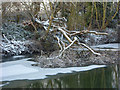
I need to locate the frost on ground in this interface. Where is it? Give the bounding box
[1,40,43,57]
[1,22,43,57]
[35,49,119,68]
[92,43,119,49]
[84,28,119,46]
[1,40,30,56]
[1,19,119,57]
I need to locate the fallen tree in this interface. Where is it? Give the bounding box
[25,16,108,59]
[20,2,108,59]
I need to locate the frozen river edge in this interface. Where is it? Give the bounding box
[0,43,119,82]
[0,57,106,82]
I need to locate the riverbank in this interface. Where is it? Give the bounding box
[35,49,119,68]
[1,64,118,88]
[1,22,119,68]
[34,43,119,68]
[0,57,106,82]
[1,22,42,57]
[1,22,119,57]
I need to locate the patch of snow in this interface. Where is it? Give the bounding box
[85,38,90,43]
[54,17,67,22]
[13,55,25,59]
[0,82,9,87]
[73,43,120,51]
[92,43,119,49]
[35,18,42,24]
[1,40,32,56]
[63,17,67,22]
[0,58,106,82]
[43,26,47,30]
[3,65,38,77]
[43,20,49,26]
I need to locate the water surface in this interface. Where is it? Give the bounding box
[1,54,119,88]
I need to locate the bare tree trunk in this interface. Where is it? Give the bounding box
[94,2,100,29]
[45,2,54,36]
[88,3,94,30]
[103,2,119,29]
[102,2,107,29]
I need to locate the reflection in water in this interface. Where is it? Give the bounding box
[2,65,119,88]
[118,64,120,89]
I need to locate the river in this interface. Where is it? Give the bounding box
[0,55,119,88]
[0,43,120,88]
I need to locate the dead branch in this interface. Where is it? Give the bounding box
[77,42,101,56]
[60,40,66,49]
[62,29,108,36]
[30,21,38,33]
[59,37,77,57]
[54,36,63,52]
[82,30,108,35]
[57,27,73,43]
[30,17,107,58]
[2,34,11,43]
[56,28,102,56]
[52,24,103,56]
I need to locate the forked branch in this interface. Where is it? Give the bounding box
[29,17,108,58]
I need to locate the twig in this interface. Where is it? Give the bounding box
[58,27,73,43]
[54,36,63,52]
[2,34,11,43]
[77,42,101,56]
[85,30,108,35]
[66,30,108,36]
[33,17,104,57]
[30,21,38,33]
[52,25,108,36]
[52,25,102,56]
[59,37,77,57]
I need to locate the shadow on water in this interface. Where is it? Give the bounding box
[2,64,119,88]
